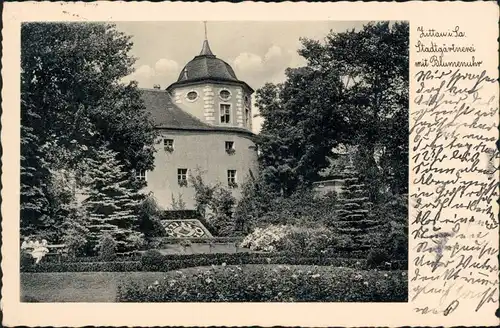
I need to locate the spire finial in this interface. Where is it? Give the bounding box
[199,21,214,56]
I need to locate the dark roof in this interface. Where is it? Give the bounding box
[176,54,238,82]
[166,40,254,93]
[140,88,254,136]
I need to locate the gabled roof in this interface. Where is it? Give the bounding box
[140,88,254,136]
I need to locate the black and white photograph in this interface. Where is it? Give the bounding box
[20,20,409,303]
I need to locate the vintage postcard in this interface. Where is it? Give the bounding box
[2,1,498,327]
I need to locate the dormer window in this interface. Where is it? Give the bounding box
[220,104,231,124]
[219,89,231,101]
[163,138,174,152]
[186,90,198,102]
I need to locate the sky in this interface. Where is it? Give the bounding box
[115,21,371,133]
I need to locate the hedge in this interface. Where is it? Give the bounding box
[146,237,244,248]
[22,261,142,273]
[41,253,143,263]
[21,250,407,273]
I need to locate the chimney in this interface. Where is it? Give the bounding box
[153,84,161,90]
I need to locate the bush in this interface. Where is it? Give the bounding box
[240,225,290,252]
[146,237,243,248]
[21,250,34,269]
[366,248,390,269]
[234,183,339,231]
[21,261,142,273]
[117,265,407,302]
[190,172,237,236]
[139,251,367,272]
[240,225,354,257]
[137,194,167,238]
[160,210,201,221]
[277,226,354,257]
[20,249,407,273]
[98,234,117,261]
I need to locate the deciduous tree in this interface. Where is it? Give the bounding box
[21,22,156,237]
[256,21,409,198]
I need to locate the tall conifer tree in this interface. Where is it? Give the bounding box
[82,145,144,252]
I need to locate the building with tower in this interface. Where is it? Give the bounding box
[138,31,258,210]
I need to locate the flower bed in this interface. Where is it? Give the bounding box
[117,265,408,302]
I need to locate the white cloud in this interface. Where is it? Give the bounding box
[233,52,264,73]
[135,64,154,76]
[155,58,179,75]
[122,58,180,88]
[263,45,282,62]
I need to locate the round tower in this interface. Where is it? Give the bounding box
[166,36,254,132]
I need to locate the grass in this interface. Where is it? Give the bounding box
[21,271,165,302]
[21,265,407,302]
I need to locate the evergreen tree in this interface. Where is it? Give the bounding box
[20,118,52,238]
[82,145,144,253]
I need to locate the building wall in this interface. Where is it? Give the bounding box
[172,83,252,130]
[144,128,259,209]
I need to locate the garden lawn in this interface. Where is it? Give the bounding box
[21,271,167,302]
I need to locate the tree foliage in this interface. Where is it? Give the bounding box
[82,145,144,253]
[21,22,156,238]
[189,172,237,236]
[256,21,409,198]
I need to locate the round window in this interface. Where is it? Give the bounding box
[219,89,231,100]
[186,91,198,101]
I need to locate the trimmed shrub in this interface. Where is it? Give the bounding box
[21,250,34,269]
[137,194,167,238]
[366,248,391,269]
[21,261,142,273]
[140,252,367,272]
[161,210,200,221]
[147,237,243,248]
[98,234,117,261]
[20,250,407,273]
[117,265,408,302]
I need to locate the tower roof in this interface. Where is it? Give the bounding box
[166,36,253,93]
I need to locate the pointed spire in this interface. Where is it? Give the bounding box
[200,21,214,56]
